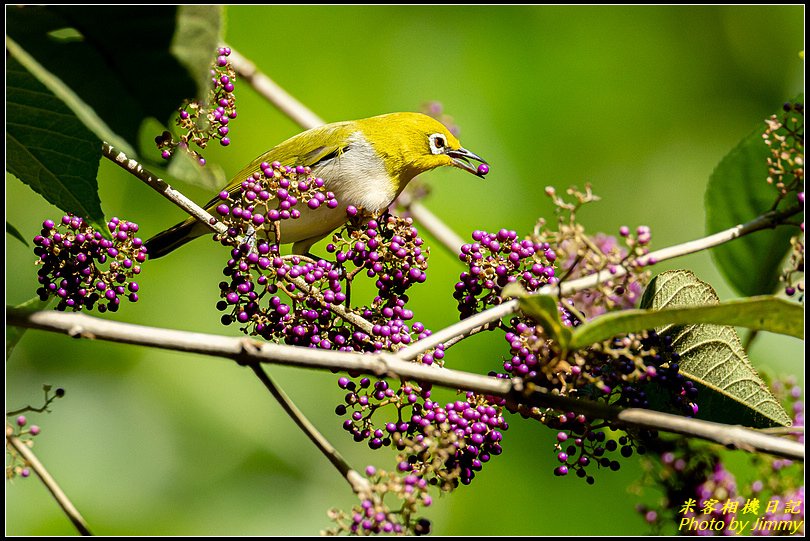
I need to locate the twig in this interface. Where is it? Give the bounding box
[405,201,466,257]
[550,206,804,298]
[247,363,370,495]
[6,427,93,536]
[8,307,803,461]
[396,300,518,362]
[101,142,229,238]
[394,205,805,362]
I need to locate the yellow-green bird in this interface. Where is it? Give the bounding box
[145,112,488,258]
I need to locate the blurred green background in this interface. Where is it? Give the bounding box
[6,5,804,536]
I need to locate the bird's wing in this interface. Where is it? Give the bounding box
[232,123,352,180]
[203,122,355,211]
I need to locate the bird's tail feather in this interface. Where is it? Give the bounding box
[144,219,201,259]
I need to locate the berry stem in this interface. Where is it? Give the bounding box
[5,426,93,536]
[101,142,232,241]
[246,363,371,495]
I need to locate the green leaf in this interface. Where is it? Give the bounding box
[172,6,224,101]
[5,5,222,154]
[640,270,792,428]
[7,222,30,248]
[505,283,572,350]
[6,297,52,359]
[705,101,803,296]
[5,56,107,233]
[569,296,803,350]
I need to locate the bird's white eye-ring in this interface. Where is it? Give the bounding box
[428,133,447,155]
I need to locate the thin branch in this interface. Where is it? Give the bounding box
[247,363,370,495]
[6,427,93,536]
[8,308,803,461]
[549,205,804,299]
[396,300,519,362]
[101,142,229,239]
[405,201,466,257]
[395,205,806,362]
[516,389,802,459]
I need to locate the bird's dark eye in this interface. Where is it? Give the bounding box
[429,133,447,154]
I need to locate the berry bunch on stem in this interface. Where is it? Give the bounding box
[452,185,671,482]
[6,385,65,480]
[764,101,805,298]
[325,467,433,536]
[33,215,146,312]
[155,46,237,165]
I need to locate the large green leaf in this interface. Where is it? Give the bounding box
[6,56,106,233]
[172,6,225,101]
[640,270,792,428]
[705,102,803,296]
[6,5,222,154]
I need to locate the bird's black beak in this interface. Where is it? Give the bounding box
[447,147,488,178]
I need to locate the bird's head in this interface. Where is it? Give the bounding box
[356,112,488,186]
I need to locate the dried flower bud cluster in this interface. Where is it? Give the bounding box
[764,102,804,200]
[764,101,805,299]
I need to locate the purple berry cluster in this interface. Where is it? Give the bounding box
[393,393,508,487]
[218,246,351,347]
[454,228,558,318]
[33,215,146,312]
[217,205,437,370]
[156,47,237,165]
[500,321,697,481]
[215,162,338,239]
[327,212,428,301]
[548,413,653,484]
[449,187,667,484]
[325,467,433,536]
